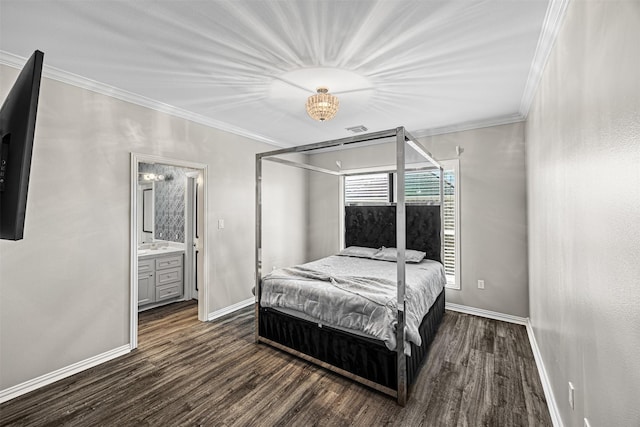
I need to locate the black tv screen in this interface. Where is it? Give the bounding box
[0,50,44,240]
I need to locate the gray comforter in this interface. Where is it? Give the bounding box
[260,255,446,354]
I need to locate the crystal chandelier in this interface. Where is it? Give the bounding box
[305,87,339,121]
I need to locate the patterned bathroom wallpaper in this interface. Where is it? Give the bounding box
[139,163,196,243]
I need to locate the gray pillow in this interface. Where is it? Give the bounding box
[371,247,426,263]
[338,246,379,259]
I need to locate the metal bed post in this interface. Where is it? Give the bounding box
[255,153,263,343]
[395,127,407,406]
[439,165,445,266]
[404,130,444,265]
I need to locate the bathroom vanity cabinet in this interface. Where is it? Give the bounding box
[138,252,184,310]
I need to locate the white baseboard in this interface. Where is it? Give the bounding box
[207,298,254,321]
[0,344,130,404]
[445,302,528,325]
[526,320,563,427]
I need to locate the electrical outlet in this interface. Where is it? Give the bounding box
[568,382,575,410]
[584,418,591,427]
[477,279,485,289]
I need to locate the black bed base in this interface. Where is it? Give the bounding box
[258,289,445,392]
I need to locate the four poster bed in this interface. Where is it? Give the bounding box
[255,127,446,405]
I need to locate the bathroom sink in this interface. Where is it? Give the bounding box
[137,242,185,257]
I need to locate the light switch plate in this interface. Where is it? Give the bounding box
[218,219,224,229]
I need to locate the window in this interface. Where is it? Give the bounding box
[440,163,458,288]
[344,173,390,204]
[343,160,460,289]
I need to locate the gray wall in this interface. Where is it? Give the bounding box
[307,122,529,318]
[0,66,307,390]
[526,1,640,426]
[261,157,310,275]
[419,123,528,317]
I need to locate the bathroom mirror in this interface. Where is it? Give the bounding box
[142,188,154,233]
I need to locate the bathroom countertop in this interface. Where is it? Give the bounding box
[138,243,185,259]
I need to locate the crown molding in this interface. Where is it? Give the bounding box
[411,113,525,139]
[0,51,287,148]
[519,0,570,117]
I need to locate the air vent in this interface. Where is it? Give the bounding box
[346,125,368,133]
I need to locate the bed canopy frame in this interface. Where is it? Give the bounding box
[255,127,444,405]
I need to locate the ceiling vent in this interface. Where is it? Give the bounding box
[346,125,368,133]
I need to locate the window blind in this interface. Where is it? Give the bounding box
[344,173,389,204]
[404,171,441,203]
[442,170,456,279]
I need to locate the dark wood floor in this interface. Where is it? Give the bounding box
[1,301,552,426]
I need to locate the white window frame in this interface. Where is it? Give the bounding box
[439,159,460,290]
[341,159,460,290]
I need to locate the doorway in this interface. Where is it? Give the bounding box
[130,153,208,349]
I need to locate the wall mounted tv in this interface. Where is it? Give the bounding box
[0,50,44,240]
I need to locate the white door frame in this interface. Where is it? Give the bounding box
[184,172,199,301]
[129,153,209,349]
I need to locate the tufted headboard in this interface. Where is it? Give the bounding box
[344,205,441,263]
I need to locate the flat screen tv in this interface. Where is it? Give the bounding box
[0,50,44,240]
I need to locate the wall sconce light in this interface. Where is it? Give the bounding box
[139,173,168,182]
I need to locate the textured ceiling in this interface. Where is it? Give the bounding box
[0,0,552,147]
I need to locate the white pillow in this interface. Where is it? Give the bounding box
[372,247,426,263]
[338,246,379,259]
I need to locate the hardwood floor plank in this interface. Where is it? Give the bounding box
[420,361,465,426]
[519,356,553,426]
[443,315,472,367]
[457,349,494,426]
[0,302,553,427]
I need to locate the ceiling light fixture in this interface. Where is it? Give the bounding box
[306,87,339,122]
